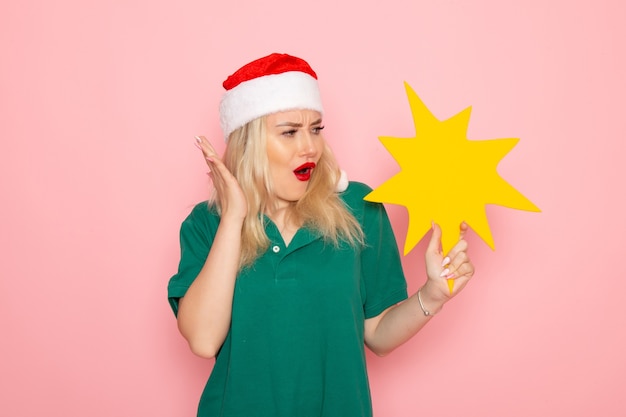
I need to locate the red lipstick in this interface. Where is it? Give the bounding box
[293,162,316,181]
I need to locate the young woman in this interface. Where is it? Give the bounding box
[168,53,474,417]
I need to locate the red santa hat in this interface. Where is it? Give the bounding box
[219,53,324,139]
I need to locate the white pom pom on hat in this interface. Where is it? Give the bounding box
[336,169,349,193]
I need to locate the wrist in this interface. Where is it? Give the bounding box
[219,210,247,225]
[416,284,446,316]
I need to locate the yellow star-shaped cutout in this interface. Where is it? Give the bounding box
[365,82,540,257]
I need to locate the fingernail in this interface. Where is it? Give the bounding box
[431,220,435,230]
[194,136,202,143]
[446,273,456,279]
[440,268,450,278]
[441,257,450,267]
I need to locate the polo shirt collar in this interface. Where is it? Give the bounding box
[263,215,322,254]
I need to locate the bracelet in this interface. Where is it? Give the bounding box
[417,288,436,317]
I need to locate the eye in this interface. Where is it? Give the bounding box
[281,129,297,137]
[312,125,325,134]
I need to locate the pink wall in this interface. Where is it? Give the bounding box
[2,0,624,416]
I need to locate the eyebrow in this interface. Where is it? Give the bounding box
[275,119,323,128]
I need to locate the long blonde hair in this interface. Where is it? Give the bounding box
[213,116,364,268]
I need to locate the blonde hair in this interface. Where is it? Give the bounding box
[213,116,364,268]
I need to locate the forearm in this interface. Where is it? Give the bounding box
[176,217,243,358]
[365,283,446,356]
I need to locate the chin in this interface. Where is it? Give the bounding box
[274,180,310,203]
[277,189,307,203]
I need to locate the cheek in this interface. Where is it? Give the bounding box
[267,150,291,171]
[267,151,292,182]
[316,136,327,152]
[266,138,292,165]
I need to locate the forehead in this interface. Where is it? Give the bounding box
[266,109,322,125]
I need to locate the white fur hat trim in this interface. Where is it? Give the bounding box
[219,71,323,140]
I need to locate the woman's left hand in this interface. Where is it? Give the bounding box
[421,222,475,307]
[363,221,475,354]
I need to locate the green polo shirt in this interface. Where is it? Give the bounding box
[168,181,408,417]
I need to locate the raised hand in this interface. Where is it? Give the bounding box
[194,136,247,222]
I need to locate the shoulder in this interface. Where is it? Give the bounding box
[186,200,219,218]
[339,181,373,202]
[181,201,220,233]
[339,181,384,223]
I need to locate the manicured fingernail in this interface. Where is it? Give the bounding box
[194,136,202,143]
[446,273,456,279]
[205,156,214,162]
[440,268,450,278]
[441,257,450,267]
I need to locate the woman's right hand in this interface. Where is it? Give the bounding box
[194,136,247,222]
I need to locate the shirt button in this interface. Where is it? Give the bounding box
[272,245,280,253]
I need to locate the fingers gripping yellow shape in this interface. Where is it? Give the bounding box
[364,82,540,258]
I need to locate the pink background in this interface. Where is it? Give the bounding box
[2,0,625,416]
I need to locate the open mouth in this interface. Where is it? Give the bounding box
[293,162,316,181]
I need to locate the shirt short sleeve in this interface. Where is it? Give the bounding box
[167,202,219,316]
[342,182,409,319]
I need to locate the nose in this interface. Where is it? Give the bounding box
[298,132,317,157]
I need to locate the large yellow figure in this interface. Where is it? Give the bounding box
[364,83,540,291]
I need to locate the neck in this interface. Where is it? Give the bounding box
[266,203,299,246]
